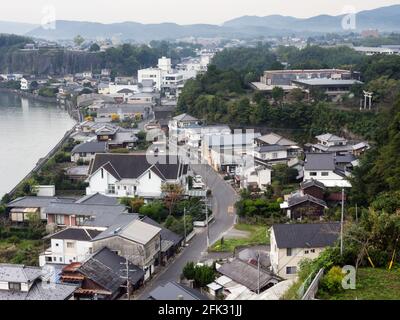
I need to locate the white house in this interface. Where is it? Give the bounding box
[236,165,272,190]
[70,141,107,163]
[270,223,340,279]
[311,133,353,155]
[39,228,101,267]
[253,145,289,164]
[138,68,163,91]
[86,153,188,199]
[303,153,352,188]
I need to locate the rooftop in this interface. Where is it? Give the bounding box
[272,222,340,249]
[47,228,102,242]
[292,78,363,86]
[304,153,336,171]
[71,141,107,154]
[148,281,209,300]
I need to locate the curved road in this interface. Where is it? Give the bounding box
[137,164,238,299]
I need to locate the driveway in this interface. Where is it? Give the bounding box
[136,164,238,299]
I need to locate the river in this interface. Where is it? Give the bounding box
[0,92,76,198]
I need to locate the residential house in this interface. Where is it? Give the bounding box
[235,165,272,190]
[255,133,302,159]
[92,220,162,280]
[303,153,352,188]
[253,145,289,165]
[65,166,90,182]
[6,196,75,223]
[71,141,108,163]
[44,201,128,229]
[202,133,261,173]
[39,228,102,267]
[85,153,188,199]
[60,247,144,300]
[280,194,328,220]
[147,281,209,300]
[216,259,280,293]
[270,223,340,278]
[94,125,139,150]
[168,113,202,143]
[300,179,326,200]
[311,133,352,155]
[0,264,77,300]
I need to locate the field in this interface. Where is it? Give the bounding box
[319,268,400,300]
[210,224,269,252]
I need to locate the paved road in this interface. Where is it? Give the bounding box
[136,164,238,299]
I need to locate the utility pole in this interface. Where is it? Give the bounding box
[183,207,187,245]
[120,257,137,301]
[340,188,345,256]
[205,192,210,248]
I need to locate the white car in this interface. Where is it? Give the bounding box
[192,175,205,189]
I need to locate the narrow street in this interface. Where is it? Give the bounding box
[136,164,238,300]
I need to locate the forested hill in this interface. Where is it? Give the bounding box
[0,36,199,75]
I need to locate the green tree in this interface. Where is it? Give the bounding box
[89,43,100,52]
[271,86,285,105]
[74,35,85,47]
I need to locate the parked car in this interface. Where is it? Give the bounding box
[192,175,205,189]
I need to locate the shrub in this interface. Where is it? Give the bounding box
[183,262,196,280]
[319,266,345,294]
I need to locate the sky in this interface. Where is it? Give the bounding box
[3,0,400,25]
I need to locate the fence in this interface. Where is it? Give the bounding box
[300,268,325,300]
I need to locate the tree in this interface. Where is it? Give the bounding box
[111,113,120,122]
[271,86,285,105]
[162,183,185,216]
[287,88,305,103]
[89,43,100,52]
[74,35,85,47]
[139,201,168,223]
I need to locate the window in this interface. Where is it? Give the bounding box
[66,242,75,249]
[149,171,152,179]
[108,184,116,194]
[272,152,278,159]
[101,168,104,179]
[305,250,309,254]
[286,266,297,275]
[321,172,329,176]
[59,257,63,262]
[76,216,86,226]
[310,172,317,177]
[311,249,316,253]
[286,248,292,256]
[8,282,21,291]
[56,215,64,225]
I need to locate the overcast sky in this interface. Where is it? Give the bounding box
[3,0,400,25]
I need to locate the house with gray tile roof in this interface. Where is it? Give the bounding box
[270,222,340,279]
[86,153,188,199]
[71,141,108,163]
[0,264,77,300]
[60,247,144,300]
[147,281,209,300]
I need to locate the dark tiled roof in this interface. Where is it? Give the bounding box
[71,141,107,154]
[272,222,340,249]
[48,228,102,241]
[45,202,126,217]
[7,196,75,209]
[88,154,186,181]
[75,193,120,206]
[304,153,336,171]
[300,179,326,190]
[287,194,327,208]
[217,259,279,292]
[148,281,209,300]
[257,145,289,153]
[79,247,144,293]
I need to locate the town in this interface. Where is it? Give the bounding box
[0,2,400,303]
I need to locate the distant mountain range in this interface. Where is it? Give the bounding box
[1,5,400,42]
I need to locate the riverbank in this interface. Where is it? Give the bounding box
[0,87,58,103]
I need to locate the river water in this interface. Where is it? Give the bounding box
[0,92,76,198]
